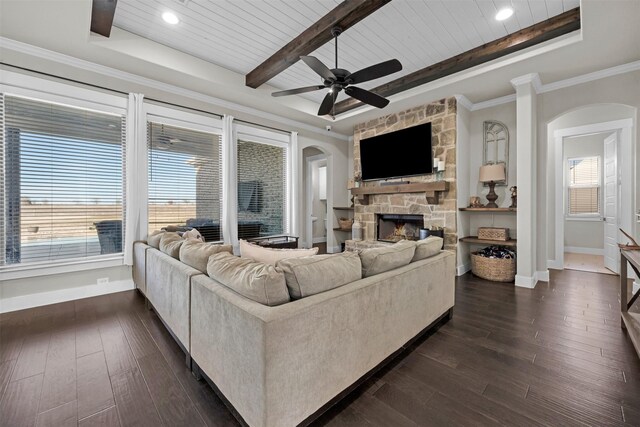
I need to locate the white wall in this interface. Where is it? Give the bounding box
[563,133,606,251]
[297,136,350,253]
[541,71,639,266]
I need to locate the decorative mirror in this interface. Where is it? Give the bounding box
[483,120,509,186]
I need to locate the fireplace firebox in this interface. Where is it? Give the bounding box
[376,214,424,242]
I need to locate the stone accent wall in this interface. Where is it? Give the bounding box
[353,97,458,251]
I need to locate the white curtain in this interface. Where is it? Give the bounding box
[222,115,239,252]
[123,93,146,265]
[290,131,299,241]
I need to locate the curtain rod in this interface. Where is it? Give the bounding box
[1,62,292,135]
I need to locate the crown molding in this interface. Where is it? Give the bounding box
[540,60,640,94]
[454,94,473,111]
[510,73,542,92]
[0,37,350,141]
[471,94,517,111]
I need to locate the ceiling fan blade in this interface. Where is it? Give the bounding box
[301,56,336,81]
[317,91,337,116]
[272,85,325,97]
[348,59,402,85]
[345,86,389,109]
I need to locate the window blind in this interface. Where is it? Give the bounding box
[237,140,287,239]
[148,122,223,241]
[1,95,125,266]
[568,157,600,215]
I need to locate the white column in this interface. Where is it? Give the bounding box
[511,74,540,288]
[123,93,146,265]
[222,115,239,252]
[289,131,299,243]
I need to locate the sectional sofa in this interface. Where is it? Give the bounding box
[133,234,455,427]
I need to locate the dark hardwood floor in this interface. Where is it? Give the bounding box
[1,269,639,426]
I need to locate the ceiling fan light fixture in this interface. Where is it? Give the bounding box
[162,11,180,25]
[495,7,514,21]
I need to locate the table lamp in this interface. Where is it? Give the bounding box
[479,164,505,208]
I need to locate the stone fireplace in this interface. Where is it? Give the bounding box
[351,97,458,252]
[376,214,423,242]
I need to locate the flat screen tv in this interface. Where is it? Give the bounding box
[359,122,432,181]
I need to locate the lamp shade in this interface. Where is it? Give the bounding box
[479,164,505,182]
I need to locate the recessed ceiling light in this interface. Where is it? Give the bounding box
[162,11,180,25]
[495,7,514,21]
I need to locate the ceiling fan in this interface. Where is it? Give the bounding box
[272,27,402,116]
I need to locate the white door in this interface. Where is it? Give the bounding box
[603,132,618,273]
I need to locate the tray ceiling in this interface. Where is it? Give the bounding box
[113,0,579,105]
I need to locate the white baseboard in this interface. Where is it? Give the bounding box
[536,270,550,282]
[457,263,471,276]
[564,246,604,256]
[0,279,134,313]
[547,259,563,270]
[515,274,537,289]
[312,237,327,244]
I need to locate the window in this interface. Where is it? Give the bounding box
[1,94,125,267]
[567,156,600,216]
[147,121,223,240]
[237,140,288,239]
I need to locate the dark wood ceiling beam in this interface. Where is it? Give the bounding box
[245,0,391,89]
[333,7,580,115]
[90,0,118,37]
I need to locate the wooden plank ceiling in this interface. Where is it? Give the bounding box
[113,0,580,111]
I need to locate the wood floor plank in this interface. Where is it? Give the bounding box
[98,318,138,376]
[35,400,77,427]
[349,392,417,427]
[10,332,51,381]
[76,351,115,420]
[78,406,121,427]
[0,358,16,401]
[116,311,158,360]
[110,367,162,427]
[0,373,44,427]
[75,321,104,358]
[137,351,205,426]
[38,330,77,413]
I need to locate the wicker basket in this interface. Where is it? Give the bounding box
[471,252,516,282]
[338,217,353,230]
[478,227,510,241]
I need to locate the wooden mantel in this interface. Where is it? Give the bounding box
[351,181,449,205]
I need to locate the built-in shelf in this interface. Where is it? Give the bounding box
[333,206,354,211]
[459,236,517,247]
[459,207,516,212]
[334,227,352,232]
[351,181,449,205]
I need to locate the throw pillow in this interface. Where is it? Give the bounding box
[179,239,233,273]
[159,232,183,259]
[147,230,164,249]
[182,228,205,242]
[277,252,362,299]
[359,240,416,278]
[207,252,290,306]
[239,239,318,266]
[412,236,443,262]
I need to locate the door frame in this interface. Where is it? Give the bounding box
[304,154,328,248]
[552,118,633,271]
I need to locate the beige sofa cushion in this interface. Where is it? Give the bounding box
[179,239,233,273]
[159,232,184,259]
[147,230,164,249]
[239,239,318,266]
[412,237,443,262]
[207,252,289,306]
[359,240,416,277]
[277,252,362,300]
